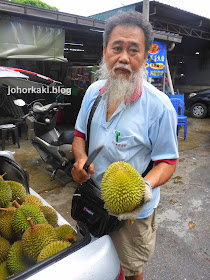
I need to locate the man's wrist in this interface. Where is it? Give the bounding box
[144,179,153,190]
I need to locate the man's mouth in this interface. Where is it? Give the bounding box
[115,67,130,74]
[112,65,132,76]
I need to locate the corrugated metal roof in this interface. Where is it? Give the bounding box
[89,4,136,21]
[90,2,182,43]
[150,0,210,20]
[0,1,105,30]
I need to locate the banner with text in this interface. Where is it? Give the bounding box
[145,41,166,78]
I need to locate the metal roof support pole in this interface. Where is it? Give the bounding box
[163,71,166,93]
[143,0,149,20]
[166,57,175,95]
[143,0,152,83]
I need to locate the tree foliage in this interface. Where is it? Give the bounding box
[11,0,59,11]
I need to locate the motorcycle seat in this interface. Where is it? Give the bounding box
[56,130,75,145]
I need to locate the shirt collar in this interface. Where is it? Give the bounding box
[99,78,143,103]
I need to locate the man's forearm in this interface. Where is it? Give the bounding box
[71,136,95,183]
[144,162,176,188]
[72,136,87,161]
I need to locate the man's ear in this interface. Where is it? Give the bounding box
[144,52,148,62]
[103,45,106,57]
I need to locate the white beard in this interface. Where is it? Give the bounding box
[96,60,145,109]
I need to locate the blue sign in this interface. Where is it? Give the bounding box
[145,41,166,78]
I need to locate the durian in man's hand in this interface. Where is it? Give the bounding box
[101,161,145,214]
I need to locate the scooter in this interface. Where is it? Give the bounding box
[14,98,75,181]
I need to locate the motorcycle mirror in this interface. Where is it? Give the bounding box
[13,99,26,107]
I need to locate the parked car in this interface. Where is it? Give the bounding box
[184,89,210,118]
[0,151,124,280]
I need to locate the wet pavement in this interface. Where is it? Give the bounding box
[2,115,210,280]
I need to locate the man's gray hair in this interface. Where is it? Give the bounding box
[103,11,154,53]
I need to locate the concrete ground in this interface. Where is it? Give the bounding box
[1,115,210,280]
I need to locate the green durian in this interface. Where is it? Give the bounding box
[7,240,33,275]
[6,181,26,204]
[55,224,77,243]
[22,195,43,207]
[11,203,48,237]
[0,181,12,208]
[22,218,57,263]
[40,206,58,227]
[0,236,10,264]
[0,261,10,280]
[101,161,145,214]
[0,207,17,241]
[37,240,71,263]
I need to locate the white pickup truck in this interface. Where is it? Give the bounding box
[0,151,124,280]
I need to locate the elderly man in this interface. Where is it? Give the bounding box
[71,11,179,280]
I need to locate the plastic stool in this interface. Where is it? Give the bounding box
[0,124,20,150]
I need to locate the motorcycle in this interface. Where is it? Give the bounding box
[14,98,75,181]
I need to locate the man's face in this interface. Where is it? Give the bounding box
[103,25,148,80]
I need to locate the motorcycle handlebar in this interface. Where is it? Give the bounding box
[18,112,31,121]
[33,102,71,114]
[57,103,71,106]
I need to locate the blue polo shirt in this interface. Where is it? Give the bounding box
[75,79,179,218]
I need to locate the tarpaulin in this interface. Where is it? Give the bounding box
[145,41,166,78]
[0,19,67,62]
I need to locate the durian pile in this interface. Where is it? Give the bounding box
[0,174,77,280]
[101,161,146,214]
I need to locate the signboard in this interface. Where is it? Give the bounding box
[145,41,166,78]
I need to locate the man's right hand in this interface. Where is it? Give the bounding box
[71,158,95,184]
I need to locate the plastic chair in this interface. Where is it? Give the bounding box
[0,124,20,150]
[170,98,187,141]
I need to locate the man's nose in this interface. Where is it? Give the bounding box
[118,50,129,64]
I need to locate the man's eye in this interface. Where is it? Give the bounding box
[113,47,121,51]
[130,49,138,53]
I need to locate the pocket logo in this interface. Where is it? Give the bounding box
[83,206,94,216]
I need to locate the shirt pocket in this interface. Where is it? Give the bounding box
[104,130,135,162]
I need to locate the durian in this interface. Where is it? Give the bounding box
[11,202,48,237]
[0,173,6,181]
[6,181,26,204]
[0,207,16,241]
[22,195,43,207]
[7,240,32,275]
[0,236,10,263]
[37,241,71,263]
[22,218,57,263]
[0,181,12,208]
[40,206,58,227]
[101,161,145,214]
[55,224,77,243]
[0,261,10,280]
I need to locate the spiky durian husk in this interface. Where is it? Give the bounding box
[0,261,10,280]
[22,195,43,207]
[0,236,11,263]
[6,181,27,204]
[0,181,12,208]
[22,222,57,263]
[12,205,48,237]
[55,224,77,242]
[7,240,32,275]
[37,241,70,263]
[101,161,145,214]
[40,206,58,228]
[0,207,17,241]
